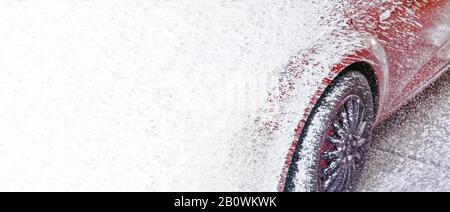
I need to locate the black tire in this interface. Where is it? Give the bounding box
[284,71,375,192]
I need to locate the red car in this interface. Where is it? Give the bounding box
[278,0,450,192]
[0,0,449,192]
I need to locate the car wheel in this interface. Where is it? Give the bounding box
[284,71,375,192]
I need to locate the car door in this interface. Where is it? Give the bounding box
[359,0,450,112]
[401,0,450,96]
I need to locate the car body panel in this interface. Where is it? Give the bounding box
[278,0,450,191]
[347,0,450,121]
[376,0,450,117]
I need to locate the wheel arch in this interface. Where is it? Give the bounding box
[278,36,390,192]
[339,62,379,116]
[282,61,381,192]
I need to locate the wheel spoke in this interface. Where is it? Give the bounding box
[349,97,366,132]
[353,98,361,129]
[322,161,343,190]
[355,138,366,148]
[351,157,357,171]
[354,152,362,161]
[324,161,340,176]
[333,122,346,139]
[327,136,345,147]
[340,108,350,132]
[356,104,366,133]
[357,121,367,139]
[323,172,339,191]
[346,99,355,130]
[322,148,344,161]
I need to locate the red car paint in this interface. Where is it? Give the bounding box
[278,0,450,191]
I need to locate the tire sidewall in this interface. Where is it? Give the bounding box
[287,71,374,192]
